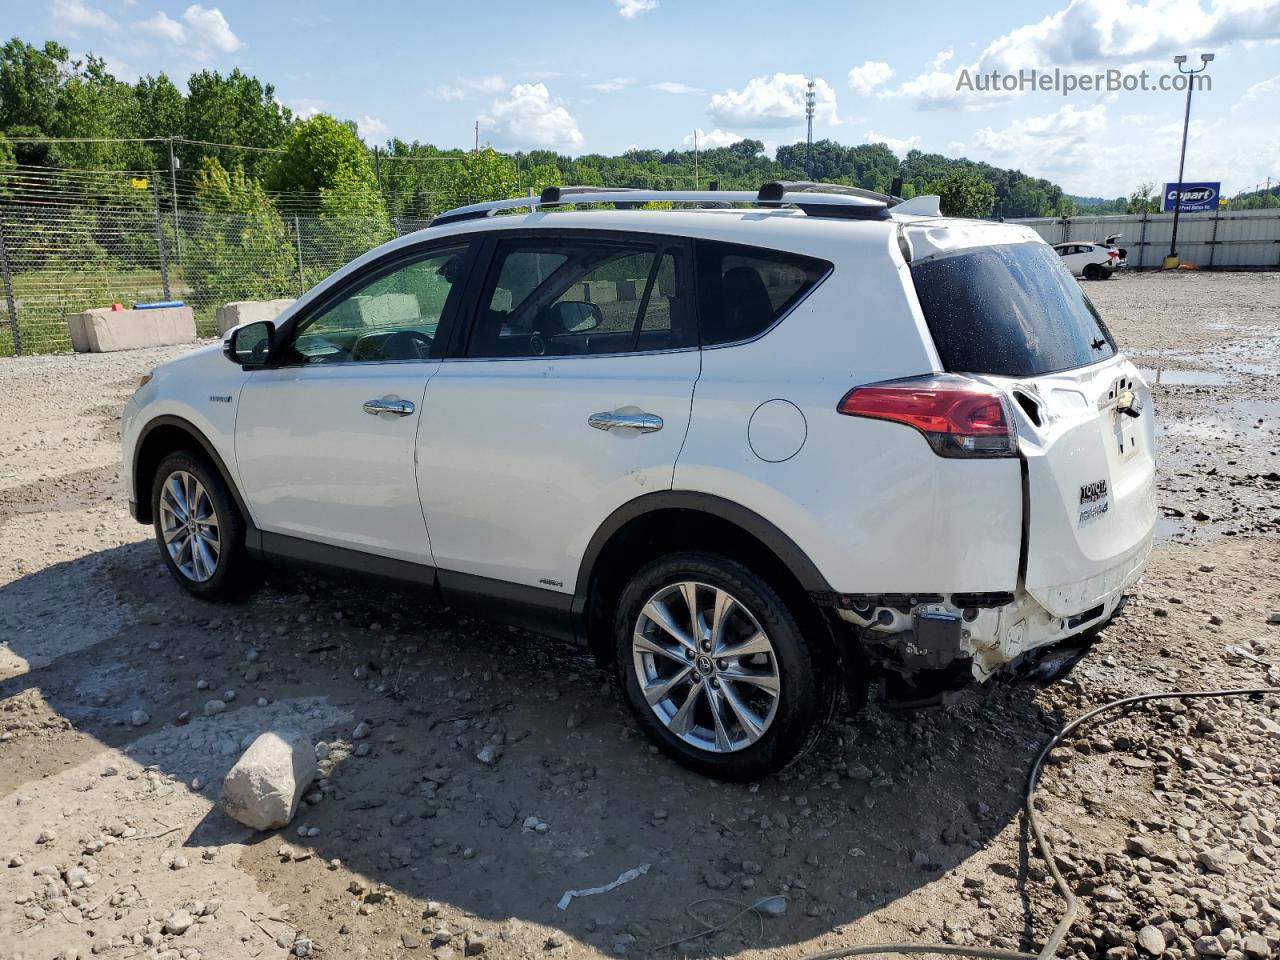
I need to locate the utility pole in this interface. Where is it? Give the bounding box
[804,79,816,179]
[167,136,182,262]
[474,121,479,153]
[1167,52,1214,265]
[693,129,699,190]
[374,146,381,192]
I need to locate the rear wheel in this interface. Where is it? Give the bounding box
[1083,262,1104,280]
[613,551,838,781]
[151,451,247,600]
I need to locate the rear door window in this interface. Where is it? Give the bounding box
[466,237,694,358]
[910,241,1116,378]
[694,240,830,347]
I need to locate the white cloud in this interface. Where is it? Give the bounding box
[848,60,893,95]
[864,129,921,158]
[615,0,658,17]
[283,99,323,120]
[128,4,241,57]
[682,128,747,149]
[707,73,838,128]
[180,5,241,53]
[466,74,507,93]
[972,103,1107,154]
[976,0,1279,72]
[1236,72,1280,105]
[483,83,584,152]
[885,0,1280,108]
[425,74,505,100]
[356,116,389,142]
[425,84,466,101]
[137,11,185,42]
[958,104,1115,190]
[588,77,633,92]
[651,81,703,94]
[930,47,955,70]
[51,0,118,32]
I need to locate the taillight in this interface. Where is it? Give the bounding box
[1107,250,1119,258]
[837,375,1017,458]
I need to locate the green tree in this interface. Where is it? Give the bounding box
[525,161,562,194]
[188,157,294,306]
[267,114,374,201]
[183,68,293,175]
[0,38,67,134]
[315,163,393,269]
[932,169,995,218]
[440,148,518,210]
[1125,182,1160,214]
[0,41,145,169]
[1005,179,1051,218]
[47,53,144,169]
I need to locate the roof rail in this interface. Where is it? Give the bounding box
[429,183,891,227]
[758,180,901,206]
[540,185,643,204]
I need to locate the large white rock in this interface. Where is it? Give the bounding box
[218,730,316,831]
[214,298,295,335]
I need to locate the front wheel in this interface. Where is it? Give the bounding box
[151,451,248,600]
[613,552,839,781]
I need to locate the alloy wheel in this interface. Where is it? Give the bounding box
[631,580,780,753]
[158,470,221,582]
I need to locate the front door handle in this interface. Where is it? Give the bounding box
[362,398,415,417]
[588,411,663,433]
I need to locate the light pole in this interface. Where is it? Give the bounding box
[1167,52,1214,265]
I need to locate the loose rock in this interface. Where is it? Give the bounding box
[218,729,318,831]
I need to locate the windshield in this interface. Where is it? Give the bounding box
[910,241,1116,378]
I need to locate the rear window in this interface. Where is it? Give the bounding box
[910,242,1116,377]
[695,240,830,346]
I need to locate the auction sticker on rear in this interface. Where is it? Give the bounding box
[1078,479,1110,525]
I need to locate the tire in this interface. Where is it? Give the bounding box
[1083,263,1103,281]
[150,450,248,600]
[613,551,839,781]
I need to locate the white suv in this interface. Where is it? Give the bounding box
[121,183,1156,780]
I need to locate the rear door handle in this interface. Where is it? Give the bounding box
[363,398,415,417]
[588,411,663,433]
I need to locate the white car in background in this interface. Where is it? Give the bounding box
[121,183,1156,780]
[1053,234,1126,280]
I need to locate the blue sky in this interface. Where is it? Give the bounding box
[18,0,1280,196]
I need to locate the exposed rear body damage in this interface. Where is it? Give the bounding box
[818,222,1155,693]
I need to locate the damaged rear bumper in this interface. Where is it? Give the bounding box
[816,578,1135,698]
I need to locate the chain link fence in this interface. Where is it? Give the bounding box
[0,189,439,356]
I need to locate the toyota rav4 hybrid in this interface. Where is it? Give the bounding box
[121,183,1157,780]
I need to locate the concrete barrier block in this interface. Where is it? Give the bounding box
[66,306,197,353]
[215,298,295,335]
[354,293,419,326]
[581,280,618,305]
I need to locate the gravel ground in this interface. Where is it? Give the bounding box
[1,271,1278,960]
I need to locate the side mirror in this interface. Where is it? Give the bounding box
[551,300,604,333]
[223,320,276,367]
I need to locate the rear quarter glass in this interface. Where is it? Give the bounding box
[910,242,1116,378]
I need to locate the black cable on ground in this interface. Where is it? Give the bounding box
[790,682,1280,960]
